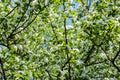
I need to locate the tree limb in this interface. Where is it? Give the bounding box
[0,58,7,80]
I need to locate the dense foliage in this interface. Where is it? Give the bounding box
[0,0,120,80]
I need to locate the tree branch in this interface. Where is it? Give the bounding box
[0,6,18,24]
[85,59,107,67]
[0,58,7,80]
[12,0,31,32]
[51,23,58,43]
[63,0,71,79]
[101,45,120,72]
[112,50,120,62]
[57,57,71,80]
[84,45,95,63]
[8,4,50,40]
